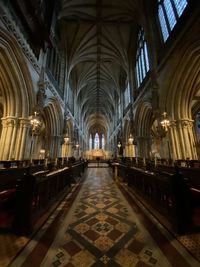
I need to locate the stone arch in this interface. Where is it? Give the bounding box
[0,28,35,159]
[134,100,153,157]
[43,97,64,157]
[161,39,200,159]
[165,39,200,119]
[123,119,131,143]
[134,100,153,136]
[123,119,136,157]
[191,100,200,159]
[66,119,74,140]
[64,119,74,157]
[0,28,34,117]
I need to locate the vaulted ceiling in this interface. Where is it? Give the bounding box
[57,0,141,134]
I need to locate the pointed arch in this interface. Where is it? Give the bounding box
[43,97,64,157]
[163,39,200,119]
[0,28,35,117]
[0,28,35,159]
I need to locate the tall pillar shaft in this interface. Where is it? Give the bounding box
[169,119,197,160]
[0,117,30,160]
[137,136,150,158]
[0,117,18,160]
[17,118,30,160]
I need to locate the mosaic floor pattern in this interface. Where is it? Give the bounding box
[39,168,175,267]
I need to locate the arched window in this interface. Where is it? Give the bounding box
[94,133,99,149]
[89,134,92,150]
[158,0,188,42]
[135,29,150,88]
[102,134,105,149]
[124,83,131,107]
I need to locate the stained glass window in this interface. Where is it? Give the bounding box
[102,134,105,149]
[158,0,188,42]
[174,0,188,16]
[89,134,92,150]
[135,29,150,88]
[124,83,131,107]
[94,133,99,149]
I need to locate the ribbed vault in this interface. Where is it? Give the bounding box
[58,0,139,135]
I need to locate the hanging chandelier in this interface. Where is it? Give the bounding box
[30,111,42,134]
[160,112,170,131]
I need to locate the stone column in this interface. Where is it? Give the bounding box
[168,121,178,160]
[0,118,9,160]
[51,135,56,158]
[176,119,197,159]
[8,118,19,159]
[62,141,71,158]
[99,134,102,149]
[136,136,150,158]
[124,144,129,157]
[47,135,53,158]
[49,135,61,158]
[57,135,62,157]
[68,143,72,157]
[128,144,135,157]
[0,117,18,160]
[15,118,30,160]
[61,143,65,157]
[92,134,95,149]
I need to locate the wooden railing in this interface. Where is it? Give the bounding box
[113,162,194,234]
[0,161,86,234]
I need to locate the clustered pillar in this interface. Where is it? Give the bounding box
[0,117,30,160]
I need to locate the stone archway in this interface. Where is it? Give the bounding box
[43,98,64,158]
[162,38,200,160]
[134,100,153,158]
[0,28,35,160]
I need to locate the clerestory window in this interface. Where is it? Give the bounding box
[135,29,150,88]
[158,0,188,42]
[89,134,92,150]
[102,134,105,149]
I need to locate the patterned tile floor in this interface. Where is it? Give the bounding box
[1,167,200,267]
[0,234,28,267]
[40,168,172,267]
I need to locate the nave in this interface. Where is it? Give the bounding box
[2,167,199,267]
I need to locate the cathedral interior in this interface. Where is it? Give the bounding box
[0,0,200,266]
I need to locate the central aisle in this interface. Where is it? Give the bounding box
[10,167,197,267]
[40,168,172,267]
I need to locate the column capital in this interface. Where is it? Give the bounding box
[19,117,31,128]
[177,119,194,129]
[169,120,177,128]
[1,116,18,127]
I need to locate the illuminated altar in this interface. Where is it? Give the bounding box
[85,149,111,160]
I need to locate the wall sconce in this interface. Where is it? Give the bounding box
[117,142,121,149]
[39,149,45,159]
[76,142,80,149]
[160,112,170,132]
[30,111,42,162]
